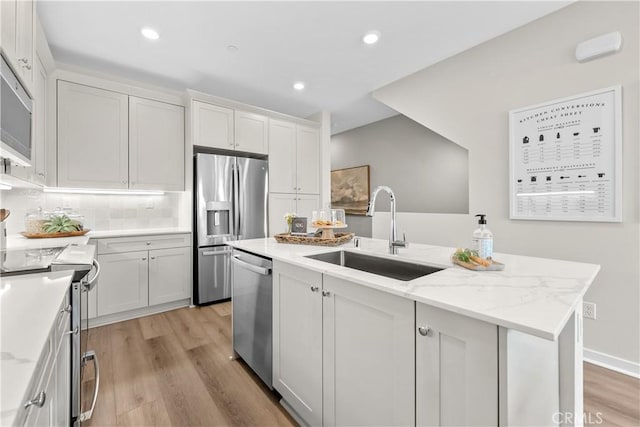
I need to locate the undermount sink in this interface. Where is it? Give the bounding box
[305,250,443,281]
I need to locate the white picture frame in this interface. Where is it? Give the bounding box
[509,86,622,222]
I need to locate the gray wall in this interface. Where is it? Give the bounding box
[374,1,639,364]
[331,114,469,237]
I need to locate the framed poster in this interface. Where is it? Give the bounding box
[509,86,622,222]
[331,165,370,215]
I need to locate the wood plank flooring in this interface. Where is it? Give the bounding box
[84,303,639,427]
[83,303,296,427]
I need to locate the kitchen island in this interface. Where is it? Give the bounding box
[228,237,599,427]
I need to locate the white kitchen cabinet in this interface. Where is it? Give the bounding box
[129,96,185,191]
[149,247,191,305]
[1,0,35,88]
[92,234,191,321]
[416,303,498,427]
[268,119,320,194]
[192,100,234,150]
[273,263,415,427]
[322,275,415,427]
[32,53,47,184]
[268,193,319,236]
[97,251,149,316]
[57,81,129,189]
[273,261,323,426]
[235,110,268,154]
[24,358,54,427]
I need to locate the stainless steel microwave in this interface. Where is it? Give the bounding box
[0,55,32,166]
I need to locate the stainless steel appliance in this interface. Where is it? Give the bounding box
[194,152,268,305]
[231,249,273,388]
[0,244,100,425]
[0,55,32,166]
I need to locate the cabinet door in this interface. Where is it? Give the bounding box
[129,96,185,191]
[32,54,47,184]
[24,362,54,427]
[97,251,149,316]
[57,81,129,188]
[53,315,71,426]
[273,261,323,426]
[322,275,415,427]
[235,110,267,154]
[268,119,296,193]
[192,101,234,150]
[416,303,498,427]
[295,125,319,194]
[15,0,33,83]
[295,194,320,230]
[1,0,17,60]
[268,193,296,237]
[148,247,190,305]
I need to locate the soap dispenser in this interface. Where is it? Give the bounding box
[472,214,493,260]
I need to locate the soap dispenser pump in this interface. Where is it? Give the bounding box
[472,214,493,260]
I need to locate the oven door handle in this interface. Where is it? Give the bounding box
[83,260,101,292]
[79,350,99,422]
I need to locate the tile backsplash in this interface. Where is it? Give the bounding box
[0,189,187,235]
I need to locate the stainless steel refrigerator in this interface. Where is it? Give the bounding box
[194,152,268,305]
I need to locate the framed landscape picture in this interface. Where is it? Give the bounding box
[331,165,371,215]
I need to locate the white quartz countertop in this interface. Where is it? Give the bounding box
[227,238,600,341]
[6,234,90,250]
[0,271,74,425]
[87,228,191,238]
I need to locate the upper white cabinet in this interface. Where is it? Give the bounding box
[32,54,47,184]
[416,303,498,427]
[129,96,185,191]
[269,119,320,194]
[235,110,268,154]
[1,0,35,89]
[56,80,185,190]
[192,101,234,150]
[191,100,268,155]
[57,81,129,189]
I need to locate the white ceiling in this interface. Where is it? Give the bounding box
[38,1,570,135]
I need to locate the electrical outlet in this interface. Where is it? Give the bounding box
[583,301,597,320]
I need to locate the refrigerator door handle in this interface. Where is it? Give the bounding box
[234,163,241,238]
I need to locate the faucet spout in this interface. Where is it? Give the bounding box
[366,186,407,254]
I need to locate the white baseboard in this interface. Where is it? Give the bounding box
[584,347,640,378]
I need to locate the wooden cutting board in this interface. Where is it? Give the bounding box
[452,257,505,271]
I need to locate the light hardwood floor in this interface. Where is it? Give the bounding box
[83,303,639,427]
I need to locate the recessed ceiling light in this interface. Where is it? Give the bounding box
[293,82,305,91]
[141,27,160,40]
[363,31,380,45]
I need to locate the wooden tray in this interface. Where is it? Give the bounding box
[452,257,505,271]
[21,229,90,239]
[274,232,354,246]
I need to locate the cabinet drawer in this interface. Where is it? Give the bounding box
[96,233,191,254]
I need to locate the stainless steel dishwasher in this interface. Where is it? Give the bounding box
[231,249,273,388]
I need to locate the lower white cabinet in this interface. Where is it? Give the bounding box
[416,303,498,427]
[273,261,415,427]
[94,234,191,319]
[148,247,191,305]
[268,193,319,236]
[97,251,149,316]
[23,296,71,427]
[273,262,323,426]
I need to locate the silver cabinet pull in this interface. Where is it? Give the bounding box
[66,326,79,336]
[322,290,331,297]
[142,257,147,261]
[61,305,72,314]
[24,391,46,409]
[146,242,151,245]
[310,285,319,292]
[150,256,156,260]
[80,350,100,422]
[418,326,431,337]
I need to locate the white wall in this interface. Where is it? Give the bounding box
[373,1,639,364]
[1,189,186,234]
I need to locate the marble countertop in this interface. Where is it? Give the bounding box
[227,238,600,341]
[0,271,74,425]
[6,234,90,250]
[87,228,191,238]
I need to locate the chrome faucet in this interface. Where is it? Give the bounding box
[365,186,407,254]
